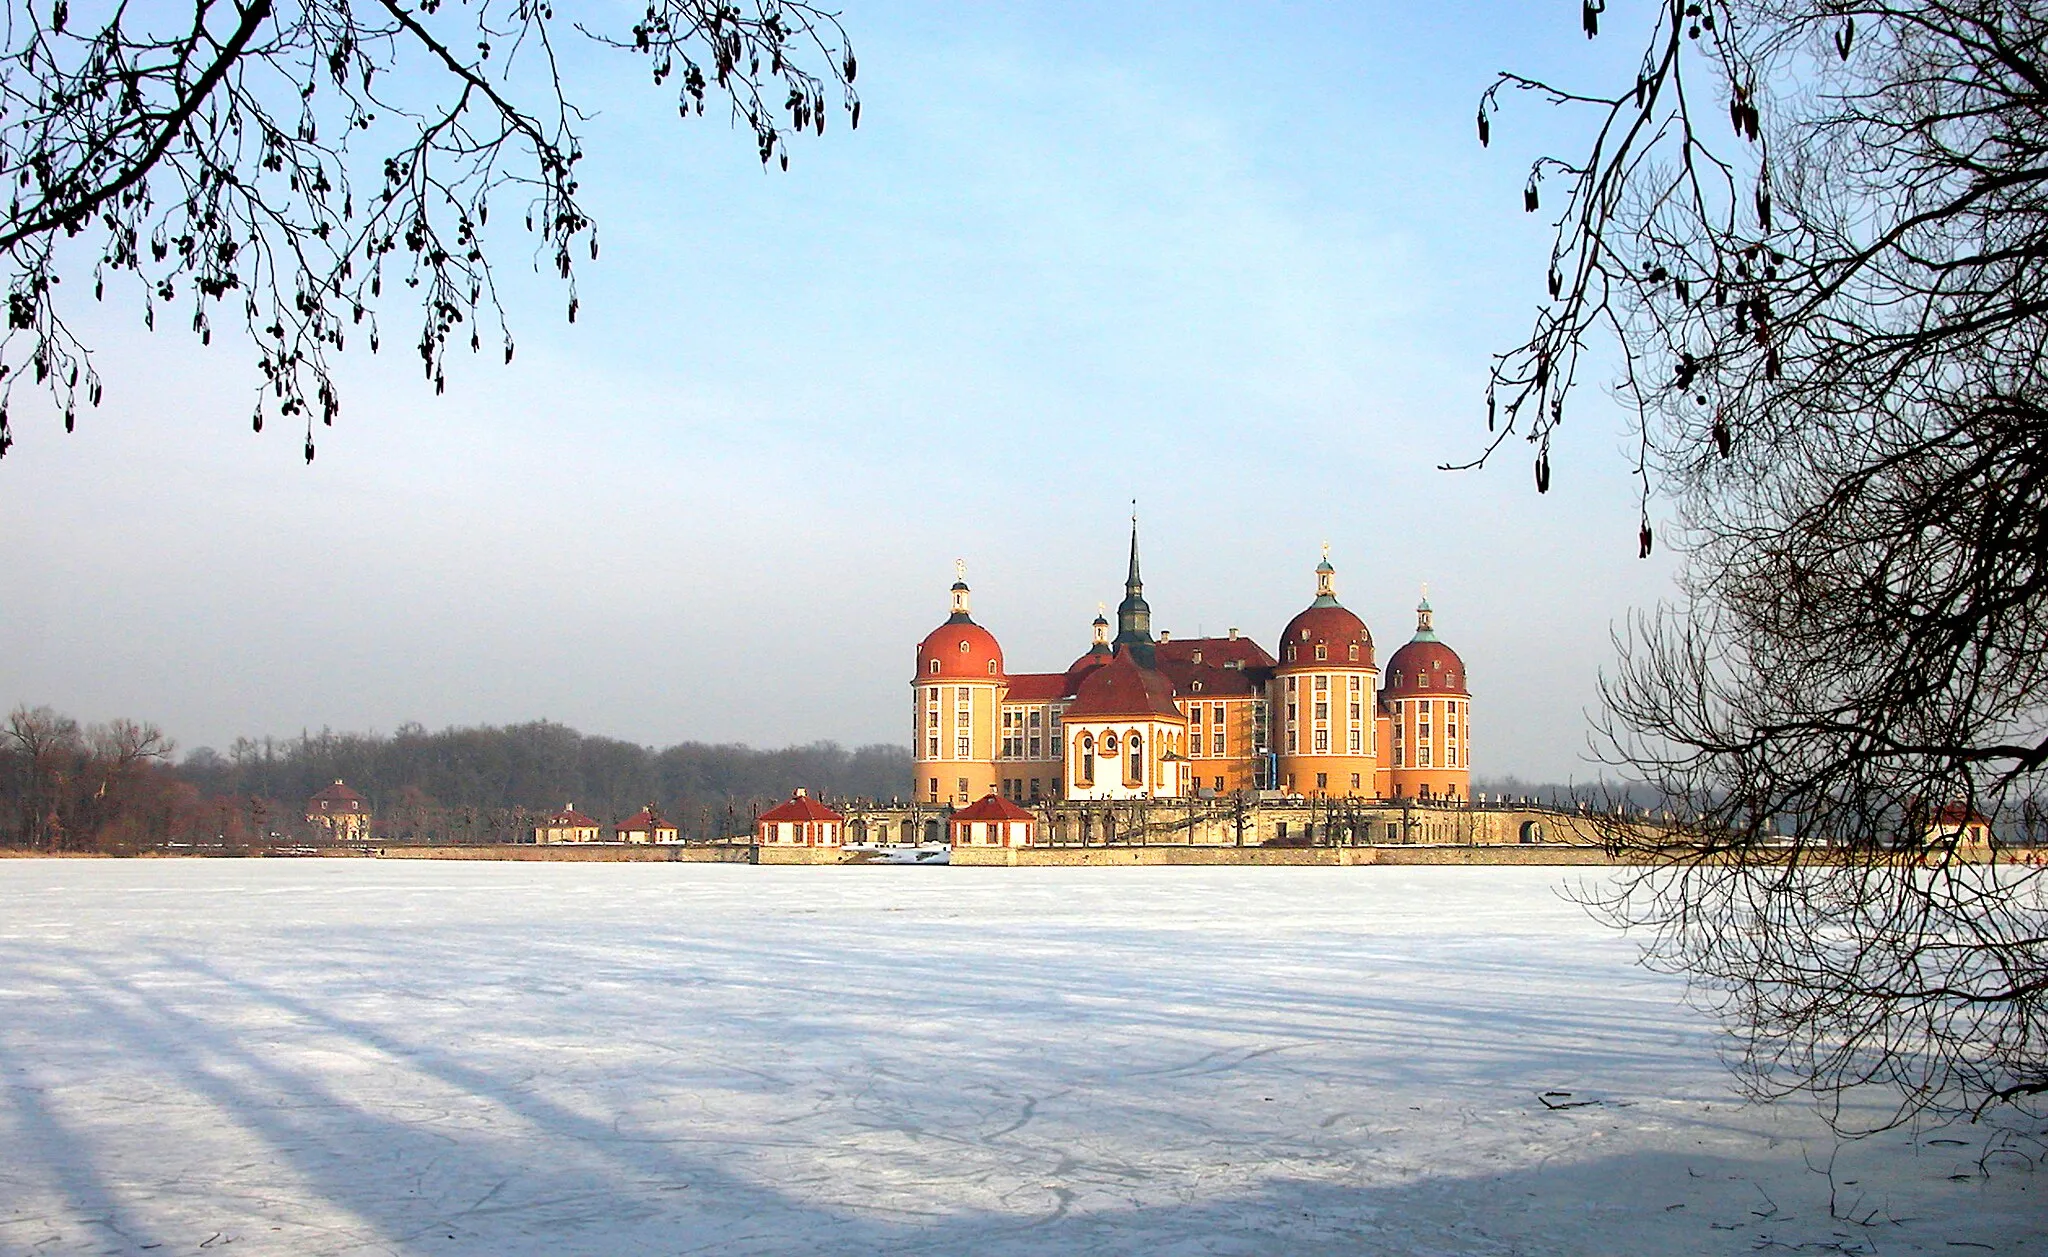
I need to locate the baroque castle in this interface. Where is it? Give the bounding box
[913,525,1470,807]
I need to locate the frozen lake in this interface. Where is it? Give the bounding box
[0,861,2036,1255]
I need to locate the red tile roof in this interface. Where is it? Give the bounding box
[917,620,1005,681]
[758,793,845,824]
[307,780,367,810]
[1155,635,1276,671]
[1384,639,1468,696]
[1003,672,1068,702]
[617,808,676,832]
[1065,653,1184,720]
[1276,605,1375,670]
[951,793,1036,823]
[540,806,600,828]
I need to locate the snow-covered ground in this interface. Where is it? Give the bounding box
[0,861,2037,1256]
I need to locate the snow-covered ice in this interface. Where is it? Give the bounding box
[0,861,2037,1255]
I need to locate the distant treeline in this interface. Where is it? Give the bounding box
[2,706,912,850]
[183,721,913,839]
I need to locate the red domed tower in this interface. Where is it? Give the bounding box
[1269,548,1380,797]
[912,563,1007,806]
[1381,591,1471,801]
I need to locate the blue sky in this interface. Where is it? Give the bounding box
[0,2,1679,780]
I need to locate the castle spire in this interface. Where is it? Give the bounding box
[1413,585,1438,641]
[1114,509,1155,666]
[1126,506,1143,591]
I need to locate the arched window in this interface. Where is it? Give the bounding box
[1102,731,1118,756]
[987,660,997,675]
[1315,643,1327,661]
[929,659,940,674]
[1127,733,1144,786]
[1076,734,1095,787]
[958,640,970,653]
[1348,643,1359,661]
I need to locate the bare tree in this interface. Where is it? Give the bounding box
[1482,2,2047,1131]
[0,0,858,461]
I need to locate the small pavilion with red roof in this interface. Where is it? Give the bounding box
[757,790,845,847]
[305,780,372,843]
[948,792,1037,849]
[616,805,679,845]
[534,804,602,845]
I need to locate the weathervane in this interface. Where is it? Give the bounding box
[955,558,966,582]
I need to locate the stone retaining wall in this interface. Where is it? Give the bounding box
[365,843,751,863]
[950,843,1633,867]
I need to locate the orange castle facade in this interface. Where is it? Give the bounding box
[912,526,1471,807]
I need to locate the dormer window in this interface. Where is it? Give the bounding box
[1286,646,1297,662]
[1348,643,1359,661]
[987,660,997,675]
[929,659,940,674]
[1192,649,1203,664]
[1315,643,1327,661]
[1192,680,1204,693]
[958,640,970,653]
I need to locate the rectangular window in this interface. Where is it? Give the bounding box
[1029,709,1043,728]
[1288,701,1299,723]
[1190,704,1204,725]
[956,734,971,758]
[1350,773,1361,790]
[927,735,939,758]
[1029,733,1042,759]
[1349,729,1361,753]
[1349,701,1362,723]
[1314,729,1328,752]
[1286,675,1297,692]
[1315,772,1328,790]
[1212,703,1224,727]
[1212,730,1224,756]
[1419,748,1432,767]
[1314,675,1328,692]
[1447,748,1458,767]
[1314,701,1329,721]
[1349,675,1362,692]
